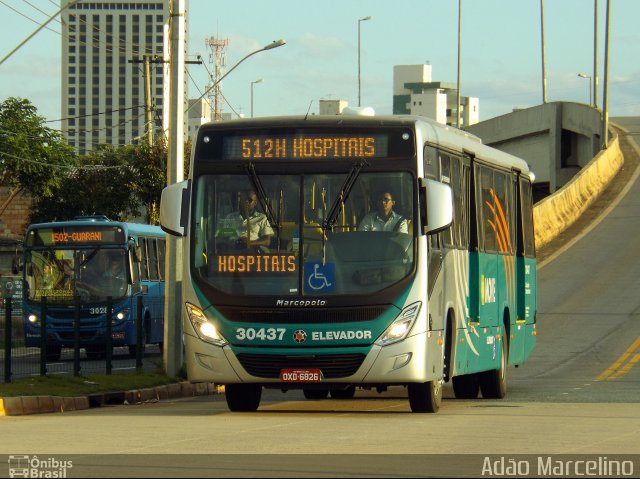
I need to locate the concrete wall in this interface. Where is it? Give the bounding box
[532,130,623,250]
[466,102,602,192]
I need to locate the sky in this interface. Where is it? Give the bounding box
[1,0,639,128]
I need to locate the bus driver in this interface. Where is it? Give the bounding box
[219,190,274,249]
[358,191,408,233]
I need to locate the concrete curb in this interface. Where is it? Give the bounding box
[0,381,221,416]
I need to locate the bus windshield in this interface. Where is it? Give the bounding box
[25,248,128,303]
[193,171,414,296]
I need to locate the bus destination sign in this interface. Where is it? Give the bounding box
[27,226,126,247]
[222,134,389,160]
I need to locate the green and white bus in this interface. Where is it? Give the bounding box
[160,113,537,413]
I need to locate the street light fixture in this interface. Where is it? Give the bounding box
[577,73,592,106]
[358,16,372,107]
[251,78,263,117]
[185,39,286,115]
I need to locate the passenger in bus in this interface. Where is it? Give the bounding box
[219,190,274,249]
[358,191,408,233]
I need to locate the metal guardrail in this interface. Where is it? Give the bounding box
[1,296,159,383]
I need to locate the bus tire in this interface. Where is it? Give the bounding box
[85,345,106,360]
[225,384,262,412]
[303,389,329,400]
[452,373,480,399]
[408,380,442,413]
[128,343,145,358]
[479,328,508,399]
[45,345,62,362]
[329,385,356,399]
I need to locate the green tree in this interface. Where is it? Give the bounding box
[0,97,77,216]
[129,138,168,224]
[30,144,140,223]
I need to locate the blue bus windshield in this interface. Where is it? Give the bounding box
[24,248,128,303]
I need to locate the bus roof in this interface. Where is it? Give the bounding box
[26,217,164,238]
[195,114,533,176]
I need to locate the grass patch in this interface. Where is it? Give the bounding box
[0,372,182,398]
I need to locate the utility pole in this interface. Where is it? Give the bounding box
[601,0,611,148]
[130,54,160,145]
[164,0,185,377]
[593,0,599,109]
[144,55,153,146]
[540,0,548,104]
[456,0,462,128]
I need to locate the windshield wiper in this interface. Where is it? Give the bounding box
[322,158,368,233]
[245,162,280,241]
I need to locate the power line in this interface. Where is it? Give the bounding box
[0,150,130,171]
[1,1,161,58]
[45,104,146,123]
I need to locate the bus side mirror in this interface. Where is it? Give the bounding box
[160,180,191,237]
[419,178,453,235]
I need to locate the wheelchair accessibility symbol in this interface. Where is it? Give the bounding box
[305,263,335,293]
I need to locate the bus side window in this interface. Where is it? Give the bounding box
[139,238,149,280]
[440,153,453,247]
[423,145,439,180]
[157,237,166,280]
[131,248,141,293]
[148,239,159,280]
[519,177,535,257]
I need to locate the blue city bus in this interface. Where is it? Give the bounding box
[22,216,166,360]
[160,113,537,413]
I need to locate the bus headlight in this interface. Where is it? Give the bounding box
[28,314,39,325]
[186,303,228,347]
[113,309,128,323]
[375,301,422,346]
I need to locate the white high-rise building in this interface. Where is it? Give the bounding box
[60,1,172,155]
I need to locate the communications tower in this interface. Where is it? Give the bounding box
[205,37,229,121]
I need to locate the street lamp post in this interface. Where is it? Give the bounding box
[578,73,592,106]
[185,39,286,115]
[358,16,372,107]
[251,79,263,118]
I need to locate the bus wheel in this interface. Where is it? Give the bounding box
[330,386,356,399]
[45,345,62,362]
[479,329,508,399]
[225,384,262,412]
[128,343,145,358]
[303,389,329,400]
[85,345,106,360]
[452,373,480,399]
[408,379,442,413]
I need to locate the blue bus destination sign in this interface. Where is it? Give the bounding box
[26,226,126,247]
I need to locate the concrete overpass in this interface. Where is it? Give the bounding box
[466,101,603,197]
[466,102,631,251]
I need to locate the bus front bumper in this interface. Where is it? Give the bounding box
[184,329,445,386]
